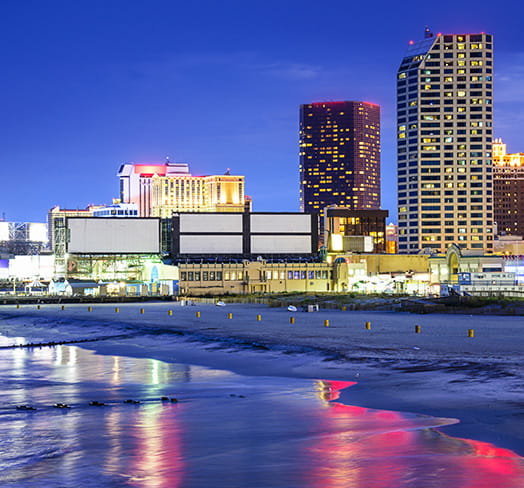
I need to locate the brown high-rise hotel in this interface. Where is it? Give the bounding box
[299,101,381,215]
[493,138,524,236]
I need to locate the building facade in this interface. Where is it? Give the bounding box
[0,222,48,256]
[493,138,524,236]
[323,207,388,253]
[118,162,246,217]
[386,223,399,254]
[397,30,494,253]
[179,261,334,295]
[171,212,318,261]
[299,101,381,218]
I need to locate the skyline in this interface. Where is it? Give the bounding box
[2,1,524,223]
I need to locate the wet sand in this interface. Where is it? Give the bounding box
[1,301,523,456]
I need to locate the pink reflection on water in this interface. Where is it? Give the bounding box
[307,380,524,488]
[128,404,185,488]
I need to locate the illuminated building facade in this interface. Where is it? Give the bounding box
[299,101,381,218]
[118,162,190,217]
[386,223,399,254]
[150,174,245,218]
[493,139,524,236]
[324,208,388,253]
[118,162,246,218]
[397,30,494,253]
[0,221,48,255]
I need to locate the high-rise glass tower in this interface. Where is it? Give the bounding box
[299,101,380,217]
[396,30,494,253]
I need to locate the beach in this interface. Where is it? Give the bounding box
[0,301,523,486]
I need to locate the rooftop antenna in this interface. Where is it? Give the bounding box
[424,26,433,39]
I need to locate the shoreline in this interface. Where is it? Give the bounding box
[1,301,523,456]
[3,293,524,315]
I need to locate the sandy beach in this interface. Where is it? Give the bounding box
[1,300,523,458]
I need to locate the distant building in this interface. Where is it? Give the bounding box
[493,139,524,236]
[0,221,48,255]
[493,235,524,255]
[397,30,494,253]
[48,205,105,276]
[55,212,319,280]
[118,162,246,217]
[324,207,388,254]
[299,101,381,221]
[386,223,398,254]
[92,202,138,217]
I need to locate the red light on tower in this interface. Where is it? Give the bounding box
[134,164,167,176]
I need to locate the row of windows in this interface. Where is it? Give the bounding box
[399,69,492,83]
[180,270,332,281]
[277,270,331,280]
[93,209,139,216]
[182,271,225,281]
[399,75,492,84]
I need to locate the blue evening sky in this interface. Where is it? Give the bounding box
[2,0,523,223]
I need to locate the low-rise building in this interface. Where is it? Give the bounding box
[324,207,389,253]
[178,261,333,295]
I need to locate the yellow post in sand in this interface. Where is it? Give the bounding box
[365,321,371,330]
[140,308,144,314]
[415,325,421,333]
[289,317,295,324]
[37,305,41,310]
[61,305,65,311]
[342,306,347,312]
[468,329,475,338]
[88,306,92,312]
[168,310,173,316]
[227,313,233,319]
[324,319,329,327]
[256,314,261,321]
[196,311,201,318]
[115,307,119,313]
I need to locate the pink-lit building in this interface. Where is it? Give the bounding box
[117,162,247,217]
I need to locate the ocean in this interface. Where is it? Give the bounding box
[0,305,523,487]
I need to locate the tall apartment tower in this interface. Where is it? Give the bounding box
[396,30,494,253]
[299,101,381,217]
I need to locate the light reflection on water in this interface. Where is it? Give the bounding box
[0,345,522,488]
